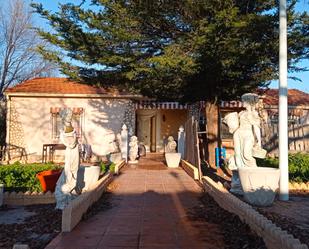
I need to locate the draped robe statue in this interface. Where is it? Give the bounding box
[55,109,80,210]
[223,93,266,194]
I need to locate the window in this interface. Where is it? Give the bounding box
[51,107,84,140]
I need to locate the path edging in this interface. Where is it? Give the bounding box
[289,181,309,192]
[3,191,55,206]
[62,160,125,232]
[202,176,308,249]
[180,159,199,180]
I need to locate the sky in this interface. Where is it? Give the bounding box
[15,0,309,93]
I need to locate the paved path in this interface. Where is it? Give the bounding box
[46,155,223,249]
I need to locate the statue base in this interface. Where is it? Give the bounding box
[165,153,181,168]
[128,160,138,164]
[230,170,243,195]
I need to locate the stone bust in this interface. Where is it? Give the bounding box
[166,136,177,153]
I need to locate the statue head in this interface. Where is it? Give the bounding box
[167,136,175,142]
[60,108,74,133]
[223,112,239,133]
[241,93,259,110]
[130,136,138,142]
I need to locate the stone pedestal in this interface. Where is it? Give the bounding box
[238,167,280,206]
[165,153,181,168]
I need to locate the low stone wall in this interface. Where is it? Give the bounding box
[3,191,55,206]
[62,160,125,232]
[202,176,308,249]
[180,160,199,180]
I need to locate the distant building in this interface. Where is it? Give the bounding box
[4,77,192,162]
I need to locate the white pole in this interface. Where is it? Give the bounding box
[279,0,289,201]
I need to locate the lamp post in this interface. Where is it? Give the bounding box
[279,0,289,201]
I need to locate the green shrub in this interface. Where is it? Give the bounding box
[0,161,61,192]
[100,161,116,174]
[288,153,309,182]
[100,161,107,173]
[257,153,309,182]
[109,162,116,173]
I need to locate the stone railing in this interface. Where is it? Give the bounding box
[62,160,126,232]
[3,191,55,206]
[202,176,308,249]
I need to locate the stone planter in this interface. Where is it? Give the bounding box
[77,165,101,191]
[165,153,181,168]
[238,167,280,206]
[36,170,62,193]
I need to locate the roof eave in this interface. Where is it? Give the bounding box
[4,92,145,99]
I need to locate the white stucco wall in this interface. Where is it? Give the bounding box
[7,96,130,162]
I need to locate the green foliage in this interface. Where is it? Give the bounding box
[0,162,61,192]
[100,161,116,174]
[257,153,309,182]
[31,0,309,102]
[288,153,309,182]
[100,161,107,173]
[109,162,116,174]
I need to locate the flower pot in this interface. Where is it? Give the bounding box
[238,167,280,206]
[36,169,62,193]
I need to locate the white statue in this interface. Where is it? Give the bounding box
[166,136,177,153]
[128,136,138,163]
[165,135,181,168]
[223,93,266,194]
[55,108,80,210]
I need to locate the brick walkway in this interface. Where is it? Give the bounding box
[46,154,224,249]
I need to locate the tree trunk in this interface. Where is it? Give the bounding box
[205,102,219,169]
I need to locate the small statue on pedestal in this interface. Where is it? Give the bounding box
[166,136,177,153]
[55,108,80,210]
[128,136,138,164]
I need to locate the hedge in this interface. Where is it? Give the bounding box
[256,153,309,182]
[0,161,61,192]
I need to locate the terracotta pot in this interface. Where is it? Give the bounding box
[36,169,62,193]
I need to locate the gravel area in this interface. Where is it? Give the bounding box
[257,193,309,246]
[188,192,267,249]
[0,204,61,249]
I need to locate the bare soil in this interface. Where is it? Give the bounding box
[0,204,61,249]
[188,193,267,249]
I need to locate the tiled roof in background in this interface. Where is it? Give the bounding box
[5,77,130,96]
[262,89,309,106]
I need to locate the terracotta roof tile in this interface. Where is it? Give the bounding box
[5,77,129,95]
[262,88,309,106]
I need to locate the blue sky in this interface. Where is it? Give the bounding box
[27,0,308,92]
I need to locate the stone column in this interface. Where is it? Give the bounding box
[121,124,128,162]
[178,125,185,159]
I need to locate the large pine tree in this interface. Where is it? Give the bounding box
[32,0,308,102]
